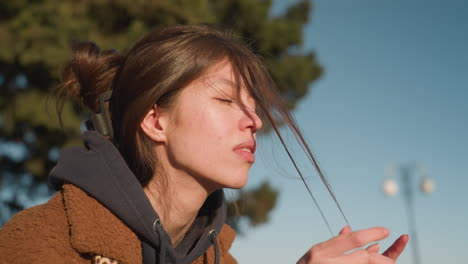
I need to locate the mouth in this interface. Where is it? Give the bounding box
[233,141,256,163]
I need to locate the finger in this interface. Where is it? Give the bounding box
[339,226,352,235]
[366,243,380,253]
[331,249,369,264]
[369,252,394,264]
[382,234,409,261]
[334,249,393,264]
[315,227,390,257]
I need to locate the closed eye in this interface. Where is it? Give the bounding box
[216,98,234,104]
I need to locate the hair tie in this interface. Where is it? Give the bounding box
[86,90,113,138]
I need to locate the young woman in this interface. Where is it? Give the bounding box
[0,25,408,264]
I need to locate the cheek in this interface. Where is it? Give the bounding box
[183,107,232,142]
[165,99,252,183]
[170,107,231,161]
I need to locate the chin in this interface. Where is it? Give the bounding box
[223,173,249,189]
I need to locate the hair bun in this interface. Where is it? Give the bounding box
[60,41,124,113]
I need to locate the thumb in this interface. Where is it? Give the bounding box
[366,243,380,253]
[339,225,352,235]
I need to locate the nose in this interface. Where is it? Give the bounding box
[239,107,263,133]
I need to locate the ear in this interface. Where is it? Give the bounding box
[140,104,168,143]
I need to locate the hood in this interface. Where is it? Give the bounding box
[49,131,226,264]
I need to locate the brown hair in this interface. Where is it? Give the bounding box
[59,25,347,230]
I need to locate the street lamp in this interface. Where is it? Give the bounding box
[382,163,435,264]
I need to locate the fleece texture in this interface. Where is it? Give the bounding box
[0,184,237,264]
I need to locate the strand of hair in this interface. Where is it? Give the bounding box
[266,111,334,235]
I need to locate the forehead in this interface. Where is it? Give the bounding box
[195,61,254,100]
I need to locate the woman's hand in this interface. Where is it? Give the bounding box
[297,226,409,264]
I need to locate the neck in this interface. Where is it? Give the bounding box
[143,169,211,247]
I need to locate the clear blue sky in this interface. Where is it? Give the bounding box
[231,0,468,263]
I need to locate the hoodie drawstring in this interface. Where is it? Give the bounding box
[153,219,220,264]
[153,218,166,264]
[209,229,220,264]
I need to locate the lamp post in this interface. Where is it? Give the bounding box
[382,163,435,264]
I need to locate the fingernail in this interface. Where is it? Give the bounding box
[382,228,390,236]
[368,243,380,253]
[338,226,346,235]
[374,243,380,252]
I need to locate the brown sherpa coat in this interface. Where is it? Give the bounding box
[0,184,237,264]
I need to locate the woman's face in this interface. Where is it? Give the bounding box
[162,61,262,191]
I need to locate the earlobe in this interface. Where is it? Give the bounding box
[140,104,167,143]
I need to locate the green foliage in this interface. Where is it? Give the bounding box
[227,181,279,234]
[0,0,322,230]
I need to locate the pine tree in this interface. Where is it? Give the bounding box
[0,0,322,230]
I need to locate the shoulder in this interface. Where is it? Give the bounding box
[0,191,67,244]
[0,190,85,263]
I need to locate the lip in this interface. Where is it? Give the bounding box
[233,140,256,163]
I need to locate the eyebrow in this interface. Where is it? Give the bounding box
[213,78,237,94]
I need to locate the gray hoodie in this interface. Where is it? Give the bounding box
[49,131,226,264]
